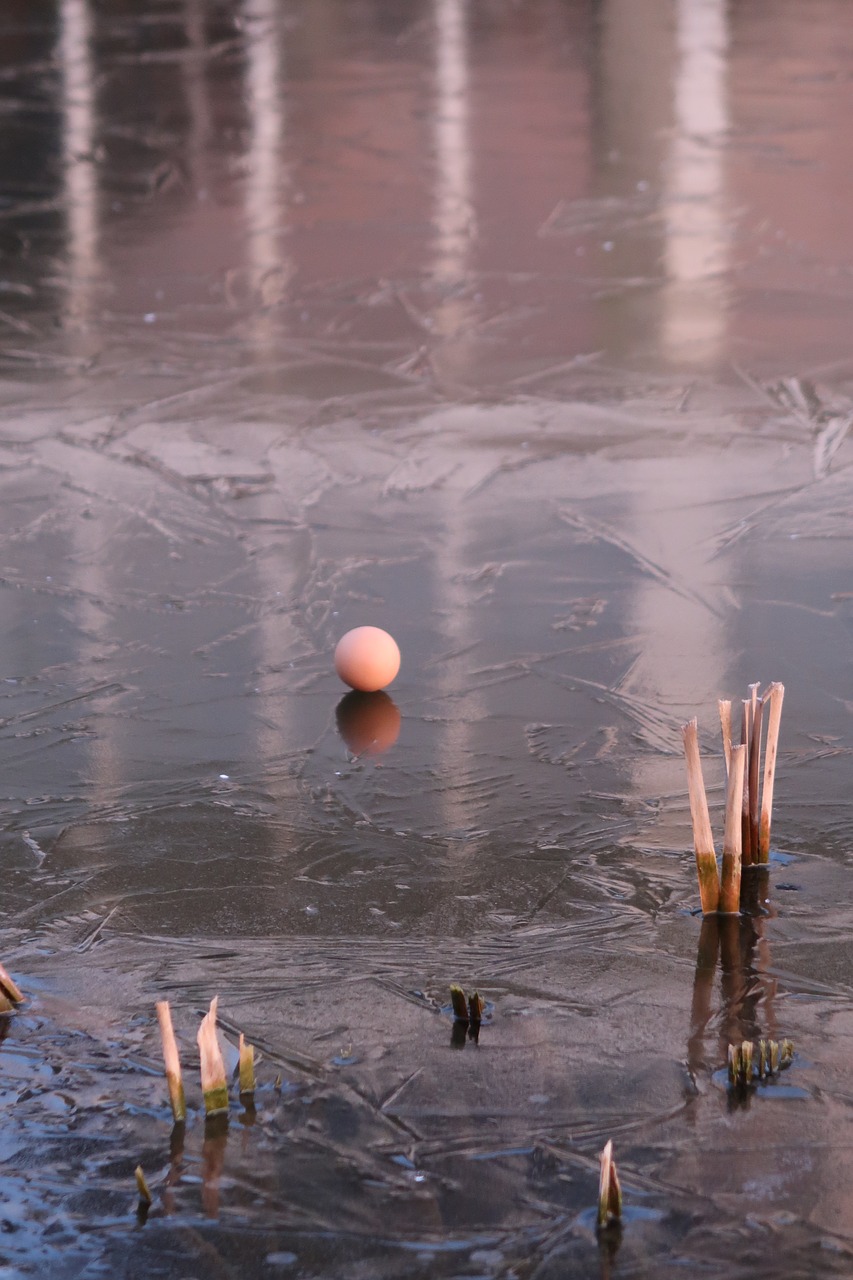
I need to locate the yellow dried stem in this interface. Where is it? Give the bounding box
[238,1032,255,1096]
[0,963,23,1005]
[769,1040,780,1074]
[741,1040,754,1081]
[740,700,752,864]
[450,985,469,1021]
[720,744,745,914]
[681,719,719,915]
[197,996,229,1116]
[718,699,732,778]
[759,682,785,862]
[748,695,764,860]
[468,992,485,1023]
[135,1165,153,1204]
[156,1000,186,1123]
[727,1043,739,1085]
[597,1140,622,1227]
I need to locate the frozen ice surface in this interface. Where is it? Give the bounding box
[1,2,853,1276]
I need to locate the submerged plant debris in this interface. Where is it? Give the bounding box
[1,2,853,1277]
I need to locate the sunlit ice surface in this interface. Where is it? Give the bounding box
[1,1,853,1276]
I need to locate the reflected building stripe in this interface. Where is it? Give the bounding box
[240,0,308,809]
[432,0,476,359]
[433,0,474,293]
[242,0,291,352]
[430,0,485,847]
[58,0,125,813]
[59,0,98,330]
[591,3,731,825]
[661,0,731,364]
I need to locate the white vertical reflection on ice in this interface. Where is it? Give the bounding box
[662,0,730,363]
[240,0,305,806]
[431,1,484,843]
[58,0,98,328]
[59,1,124,807]
[242,0,291,347]
[432,0,474,309]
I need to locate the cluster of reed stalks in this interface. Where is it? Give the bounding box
[156,996,255,1123]
[682,682,784,915]
[727,1037,794,1089]
[450,984,484,1024]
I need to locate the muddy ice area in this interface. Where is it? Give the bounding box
[2,1,853,1276]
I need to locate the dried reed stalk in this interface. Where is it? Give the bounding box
[597,1139,622,1228]
[156,1000,186,1123]
[450,984,470,1022]
[718,699,732,778]
[197,996,229,1116]
[0,963,23,1007]
[719,744,746,913]
[135,1165,153,1204]
[740,700,752,864]
[759,682,785,862]
[238,1032,255,1096]
[681,718,719,914]
[748,693,764,859]
[728,1037,794,1088]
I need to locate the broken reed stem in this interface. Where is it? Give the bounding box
[135,1165,153,1205]
[597,1139,623,1228]
[681,719,719,915]
[718,700,732,778]
[740,700,752,864]
[197,996,229,1116]
[238,1033,255,1097]
[0,963,23,1007]
[759,682,785,862]
[156,1000,187,1124]
[450,984,470,1022]
[748,694,764,862]
[719,744,746,914]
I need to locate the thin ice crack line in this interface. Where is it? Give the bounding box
[558,506,724,620]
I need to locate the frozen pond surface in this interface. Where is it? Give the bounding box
[2,1,853,1275]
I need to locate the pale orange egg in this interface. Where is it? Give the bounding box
[334,626,401,692]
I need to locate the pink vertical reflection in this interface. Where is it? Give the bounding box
[662,0,731,364]
[432,0,475,296]
[242,0,291,351]
[430,0,486,844]
[59,0,99,331]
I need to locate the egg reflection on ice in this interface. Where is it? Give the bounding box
[336,691,401,758]
[334,626,400,692]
